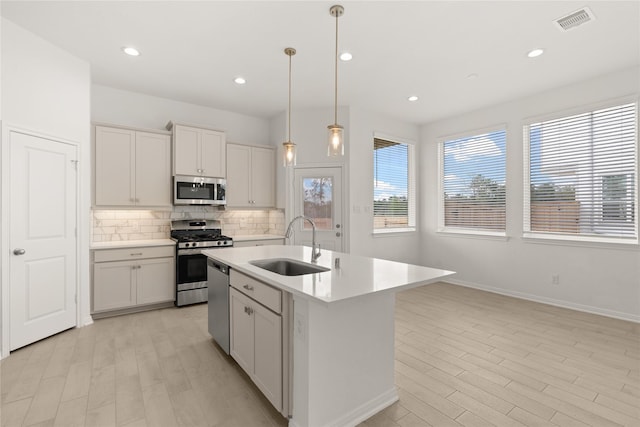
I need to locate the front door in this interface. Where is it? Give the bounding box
[9,130,78,351]
[292,167,344,252]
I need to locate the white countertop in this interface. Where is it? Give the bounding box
[91,239,176,250]
[232,234,285,242]
[203,245,455,305]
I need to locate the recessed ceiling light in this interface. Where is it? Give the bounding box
[527,48,544,58]
[122,46,140,56]
[234,77,246,85]
[408,95,419,102]
[467,73,478,80]
[339,52,353,61]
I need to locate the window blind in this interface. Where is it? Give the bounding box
[525,102,637,241]
[373,137,415,230]
[441,130,507,232]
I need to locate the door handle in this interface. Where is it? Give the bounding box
[13,248,26,256]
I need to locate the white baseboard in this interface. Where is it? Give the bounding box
[329,387,399,427]
[445,278,640,323]
[288,387,398,427]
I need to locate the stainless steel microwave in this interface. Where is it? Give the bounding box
[174,175,226,205]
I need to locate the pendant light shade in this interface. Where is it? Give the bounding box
[327,124,344,156]
[327,5,345,157]
[283,47,297,167]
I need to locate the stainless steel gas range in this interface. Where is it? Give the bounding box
[170,219,233,306]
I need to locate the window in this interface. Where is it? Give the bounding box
[524,101,637,242]
[373,135,415,232]
[439,129,507,234]
[303,177,333,230]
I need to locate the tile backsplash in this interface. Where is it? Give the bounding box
[92,208,285,242]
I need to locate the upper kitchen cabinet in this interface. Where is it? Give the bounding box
[94,125,171,207]
[226,143,275,208]
[168,122,226,178]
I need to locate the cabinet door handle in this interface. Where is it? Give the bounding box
[244,306,253,315]
[243,284,254,291]
[130,253,143,256]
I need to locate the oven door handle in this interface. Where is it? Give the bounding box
[177,249,206,256]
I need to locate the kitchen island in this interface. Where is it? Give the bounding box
[203,245,454,427]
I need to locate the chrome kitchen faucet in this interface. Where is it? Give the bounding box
[285,215,321,263]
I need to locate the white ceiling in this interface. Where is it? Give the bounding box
[2,1,639,125]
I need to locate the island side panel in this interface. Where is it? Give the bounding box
[290,291,398,427]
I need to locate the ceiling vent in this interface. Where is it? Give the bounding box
[554,7,596,31]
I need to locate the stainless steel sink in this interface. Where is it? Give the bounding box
[249,258,330,276]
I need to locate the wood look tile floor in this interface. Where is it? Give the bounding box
[1,282,639,427]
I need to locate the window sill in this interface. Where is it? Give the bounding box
[522,232,639,250]
[372,227,416,237]
[437,228,509,241]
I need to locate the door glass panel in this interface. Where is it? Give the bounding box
[302,177,333,230]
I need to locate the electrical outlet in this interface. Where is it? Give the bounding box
[295,313,306,342]
[552,274,560,285]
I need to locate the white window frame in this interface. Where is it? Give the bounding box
[437,125,507,238]
[372,132,416,235]
[522,97,639,246]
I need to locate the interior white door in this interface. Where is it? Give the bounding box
[9,131,78,351]
[292,167,343,252]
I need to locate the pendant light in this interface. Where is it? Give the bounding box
[327,4,344,157]
[283,47,297,167]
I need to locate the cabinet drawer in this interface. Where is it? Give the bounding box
[233,239,285,248]
[94,245,175,263]
[230,270,281,313]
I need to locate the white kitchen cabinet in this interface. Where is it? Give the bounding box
[92,245,175,316]
[226,143,275,208]
[230,288,255,374]
[229,271,283,412]
[170,122,226,178]
[136,257,176,305]
[93,260,136,312]
[94,125,171,207]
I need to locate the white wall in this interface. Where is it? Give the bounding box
[1,18,92,356]
[92,85,270,146]
[421,67,640,321]
[349,108,421,264]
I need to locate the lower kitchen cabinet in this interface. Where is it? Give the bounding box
[92,245,175,316]
[229,272,285,413]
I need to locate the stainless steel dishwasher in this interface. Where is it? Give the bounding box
[207,258,230,354]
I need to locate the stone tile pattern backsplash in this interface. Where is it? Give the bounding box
[92,208,285,242]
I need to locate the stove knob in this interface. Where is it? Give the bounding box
[185,243,190,248]
[217,241,222,246]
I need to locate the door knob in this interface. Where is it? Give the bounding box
[13,248,26,256]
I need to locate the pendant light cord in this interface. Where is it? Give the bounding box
[288,51,292,142]
[334,11,339,125]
